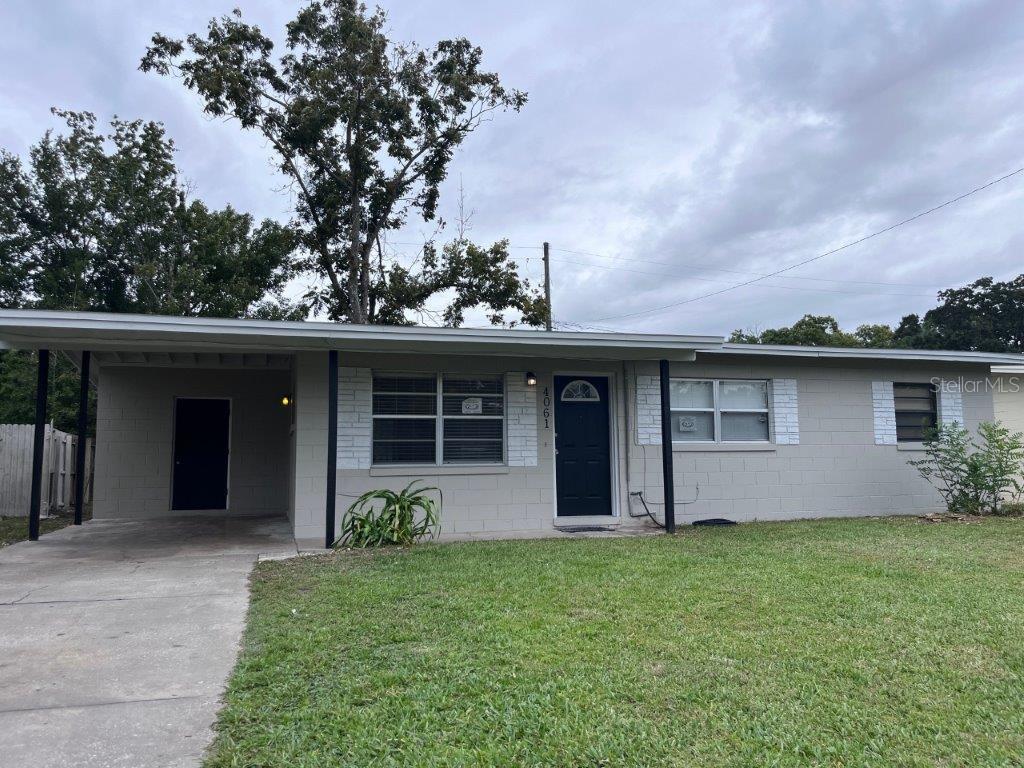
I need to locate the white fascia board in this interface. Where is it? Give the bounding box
[0,310,721,360]
[715,342,1024,366]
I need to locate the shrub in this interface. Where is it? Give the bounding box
[908,421,1024,515]
[993,500,1024,518]
[335,481,441,548]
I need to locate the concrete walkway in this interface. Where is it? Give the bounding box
[0,515,296,768]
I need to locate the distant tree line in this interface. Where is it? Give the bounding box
[730,276,1024,352]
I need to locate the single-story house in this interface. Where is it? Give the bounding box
[2,310,1022,549]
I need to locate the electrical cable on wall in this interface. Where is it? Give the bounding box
[627,486,701,529]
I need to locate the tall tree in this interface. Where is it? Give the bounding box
[140,0,545,326]
[893,276,1024,352]
[0,109,297,317]
[0,110,299,432]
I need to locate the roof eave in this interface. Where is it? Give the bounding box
[0,310,719,361]
[714,343,1024,365]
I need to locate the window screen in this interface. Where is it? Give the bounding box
[893,382,937,442]
[442,375,504,464]
[371,373,505,465]
[371,374,437,464]
[669,379,771,443]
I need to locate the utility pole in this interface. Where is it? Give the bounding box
[542,241,552,331]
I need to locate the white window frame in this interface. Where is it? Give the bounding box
[670,378,772,444]
[371,372,506,466]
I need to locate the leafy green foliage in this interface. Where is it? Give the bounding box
[894,276,1024,352]
[0,350,94,434]
[731,276,1024,352]
[0,109,296,317]
[207,519,1024,766]
[141,0,544,327]
[994,500,1024,517]
[908,421,1024,515]
[730,314,896,347]
[335,481,440,547]
[0,110,299,433]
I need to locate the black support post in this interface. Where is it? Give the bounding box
[28,349,50,541]
[659,359,676,533]
[74,351,90,526]
[325,349,339,549]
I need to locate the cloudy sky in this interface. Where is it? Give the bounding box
[2,0,1022,335]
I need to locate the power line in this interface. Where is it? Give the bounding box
[549,256,937,298]
[549,247,945,289]
[387,240,540,251]
[590,166,1024,323]
[387,239,940,289]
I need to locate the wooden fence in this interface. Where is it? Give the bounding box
[0,424,93,517]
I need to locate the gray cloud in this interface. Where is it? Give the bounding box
[2,0,1021,335]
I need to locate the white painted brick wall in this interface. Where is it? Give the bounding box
[506,373,538,467]
[872,381,897,445]
[938,379,964,425]
[636,374,662,445]
[770,379,800,444]
[337,367,372,469]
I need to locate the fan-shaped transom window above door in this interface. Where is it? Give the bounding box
[560,379,601,402]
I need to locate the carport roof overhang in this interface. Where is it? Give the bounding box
[0,310,722,361]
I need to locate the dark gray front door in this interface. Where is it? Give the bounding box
[554,376,612,516]
[172,398,230,510]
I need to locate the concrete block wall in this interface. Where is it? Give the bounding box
[335,467,556,540]
[994,374,1024,433]
[628,359,994,525]
[292,352,631,547]
[93,366,291,519]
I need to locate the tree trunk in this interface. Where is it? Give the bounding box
[346,203,363,323]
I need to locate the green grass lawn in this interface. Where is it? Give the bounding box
[0,514,72,546]
[206,518,1024,767]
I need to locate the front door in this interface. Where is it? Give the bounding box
[172,398,230,511]
[554,375,612,516]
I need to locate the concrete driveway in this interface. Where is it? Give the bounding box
[0,515,296,768]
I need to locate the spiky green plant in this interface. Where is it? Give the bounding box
[335,481,441,548]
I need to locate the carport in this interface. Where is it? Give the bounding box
[0,320,298,538]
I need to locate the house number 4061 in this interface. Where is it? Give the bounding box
[542,387,551,429]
